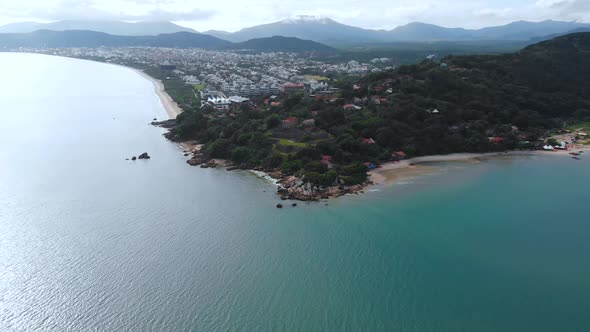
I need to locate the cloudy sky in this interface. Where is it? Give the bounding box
[0,0,588,31]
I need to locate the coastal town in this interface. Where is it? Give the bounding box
[16,46,380,100]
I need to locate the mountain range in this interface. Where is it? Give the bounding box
[0,30,337,54]
[1,17,589,47]
[205,17,590,44]
[0,20,197,36]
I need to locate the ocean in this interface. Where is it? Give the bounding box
[1,53,589,331]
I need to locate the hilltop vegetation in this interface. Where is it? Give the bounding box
[162,33,590,189]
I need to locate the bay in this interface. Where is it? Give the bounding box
[1,53,589,331]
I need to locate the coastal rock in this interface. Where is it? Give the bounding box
[138,152,150,160]
[276,204,283,209]
[292,203,298,207]
[151,119,176,128]
[131,156,137,161]
[187,159,201,166]
[269,171,283,179]
[187,156,206,166]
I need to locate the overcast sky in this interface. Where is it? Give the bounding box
[0,0,589,32]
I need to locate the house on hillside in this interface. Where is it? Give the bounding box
[280,83,305,94]
[392,151,407,161]
[302,119,315,127]
[282,117,299,128]
[361,138,376,145]
[320,155,335,169]
[207,97,231,110]
[490,137,504,143]
[343,104,362,111]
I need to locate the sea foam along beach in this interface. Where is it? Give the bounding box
[133,69,183,119]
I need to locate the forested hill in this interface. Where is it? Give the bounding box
[0,30,336,54]
[444,32,590,94]
[230,36,337,54]
[0,30,232,49]
[165,32,590,184]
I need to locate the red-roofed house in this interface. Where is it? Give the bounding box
[280,83,305,94]
[361,138,376,145]
[321,155,334,169]
[490,137,504,143]
[282,117,299,128]
[392,151,407,160]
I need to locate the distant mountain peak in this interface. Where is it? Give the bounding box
[0,20,196,36]
[281,16,333,24]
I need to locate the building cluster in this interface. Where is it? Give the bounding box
[20,47,379,101]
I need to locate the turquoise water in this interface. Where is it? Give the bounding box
[1,53,589,331]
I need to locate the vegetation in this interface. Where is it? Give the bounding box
[566,121,590,133]
[143,68,199,108]
[166,33,590,188]
[278,139,308,147]
[192,84,206,91]
[304,75,330,81]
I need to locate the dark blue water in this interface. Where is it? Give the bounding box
[1,53,589,331]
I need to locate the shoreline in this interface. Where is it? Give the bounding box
[14,53,589,203]
[132,68,183,119]
[369,149,590,185]
[123,60,589,201]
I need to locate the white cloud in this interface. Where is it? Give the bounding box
[0,0,215,22]
[0,0,588,31]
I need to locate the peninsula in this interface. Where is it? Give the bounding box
[15,32,590,201]
[152,32,590,201]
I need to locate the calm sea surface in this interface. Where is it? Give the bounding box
[1,53,589,331]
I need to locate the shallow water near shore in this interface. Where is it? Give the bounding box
[1,53,589,331]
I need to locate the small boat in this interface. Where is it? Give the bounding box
[572,157,581,160]
[570,152,581,156]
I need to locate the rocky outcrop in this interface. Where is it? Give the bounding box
[199,160,217,168]
[187,157,207,166]
[138,152,151,159]
[276,175,370,202]
[150,119,176,128]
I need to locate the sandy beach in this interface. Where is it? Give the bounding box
[132,69,183,119]
[369,149,590,185]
